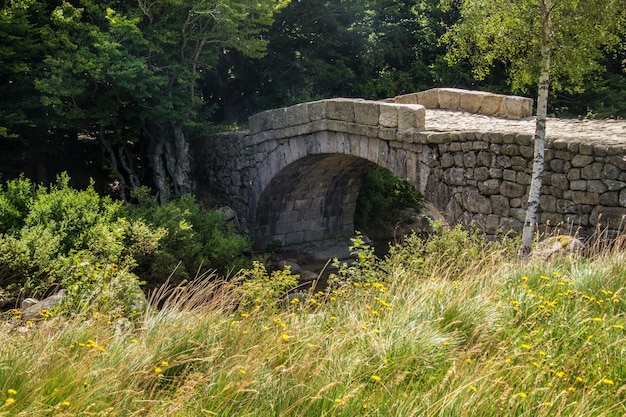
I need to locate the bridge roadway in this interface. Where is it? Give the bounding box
[427,110,626,146]
[193,89,626,248]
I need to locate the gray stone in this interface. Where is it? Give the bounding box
[530,236,584,261]
[500,181,526,198]
[571,154,595,167]
[22,290,65,321]
[490,195,510,216]
[462,188,492,214]
[479,179,502,195]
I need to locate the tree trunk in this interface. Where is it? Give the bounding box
[519,0,553,258]
[172,124,193,195]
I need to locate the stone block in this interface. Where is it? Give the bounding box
[556,199,577,214]
[379,103,398,128]
[500,181,526,198]
[393,93,418,105]
[571,154,594,167]
[500,96,533,119]
[479,94,504,116]
[445,167,466,186]
[479,179,501,195]
[571,191,600,205]
[490,195,510,216]
[397,104,426,130]
[500,216,523,232]
[462,188,492,214]
[474,167,490,181]
[599,192,619,206]
[540,195,557,212]
[326,99,355,122]
[438,88,464,110]
[307,100,327,121]
[413,89,439,108]
[604,179,626,191]
[354,101,380,126]
[590,206,626,229]
[459,91,488,113]
[603,163,622,180]
[286,103,311,126]
[587,180,607,194]
[581,162,604,180]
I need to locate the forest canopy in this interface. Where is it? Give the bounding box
[0,0,624,196]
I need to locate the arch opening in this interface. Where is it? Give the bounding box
[253,153,375,249]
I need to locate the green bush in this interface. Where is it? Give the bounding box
[0,175,252,316]
[0,175,164,315]
[126,187,251,288]
[355,166,426,237]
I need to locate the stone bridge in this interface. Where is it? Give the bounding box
[193,88,626,248]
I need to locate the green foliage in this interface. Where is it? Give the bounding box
[384,220,517,279]
[126,187,251,288]
[443,0,626,94]
[2,221,625,415]
[0,174,162,315]
[355,166,426,237]
[236,260,298,311]
[328,233,385,289]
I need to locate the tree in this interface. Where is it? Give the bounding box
[442,0,626,256]
[33,0,288,201]
[204,0,462,122]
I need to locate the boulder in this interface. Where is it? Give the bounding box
[22,290,65,321]
[530,236,585,260]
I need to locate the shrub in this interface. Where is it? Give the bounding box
[355,166,426,237]
[0,174,163,315]
[126,187,251,288]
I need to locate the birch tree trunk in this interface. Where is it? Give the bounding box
[519,0,553,258]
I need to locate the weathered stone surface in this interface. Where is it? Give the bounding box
[22,290,65,321]
[530,236,584,261]
[397,104,426,130]
[462,188,492,214]
[500,181,526,198]
[379,103,398,128]
[437,88,464,110]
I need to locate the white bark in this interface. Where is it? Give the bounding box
[519,0,553,258]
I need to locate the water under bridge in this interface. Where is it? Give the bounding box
[193,88,626,248]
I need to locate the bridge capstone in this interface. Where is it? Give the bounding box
[193,89,626,248]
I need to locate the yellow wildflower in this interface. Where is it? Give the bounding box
[518,392,527,399]
[154,367,163,373]
[7,389,16,396]
[602,379,615,385]
[239,369,246,375]
[5,398,15,405]
[62,401,71,407]
[371,375,381,382]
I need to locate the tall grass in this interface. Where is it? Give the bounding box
[1,229,625,416]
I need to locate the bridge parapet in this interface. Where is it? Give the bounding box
[394,88,533,120]
[246,98,425,145]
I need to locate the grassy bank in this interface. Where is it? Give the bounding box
[1,230,625,416]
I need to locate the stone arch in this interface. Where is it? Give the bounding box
[249,131,440,248]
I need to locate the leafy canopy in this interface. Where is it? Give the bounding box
[442,0,626,93]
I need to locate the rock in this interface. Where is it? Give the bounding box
[278,259,302,274]
[300,271,319,283]
[21,298,39,310]
[22,290,65,321]
[530,236,584,260]
[217,206,237,222]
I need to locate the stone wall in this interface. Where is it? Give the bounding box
[193,92,626,247]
